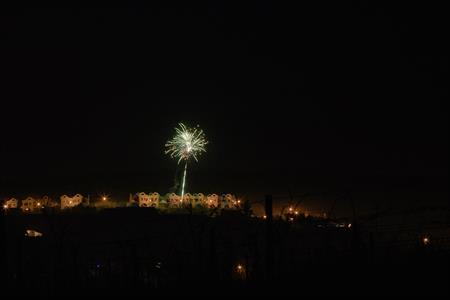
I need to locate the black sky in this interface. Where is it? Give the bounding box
[1,3,447,210]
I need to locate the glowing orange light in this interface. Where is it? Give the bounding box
[294,211,299,215]
[3,204,7,209]
[263,215,267,219]
[236,264,245,273]
[423,237,430,245]
[289,207,293,212]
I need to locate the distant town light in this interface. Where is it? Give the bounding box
[423,237,430,245]
[289,207,293,212]
[263,215,267,219]
[3,204,7,209]
[348,223,352,228]
[236,264,245,273]
[235,263,247,280]
[294,211,299,215]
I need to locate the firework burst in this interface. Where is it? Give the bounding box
[165,123,208,164]
[165,123,208,201]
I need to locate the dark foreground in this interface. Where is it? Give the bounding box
[1,209,449,297]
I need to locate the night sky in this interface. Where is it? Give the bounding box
[1,3,447,213]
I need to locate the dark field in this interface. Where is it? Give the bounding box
[1,208,448,297]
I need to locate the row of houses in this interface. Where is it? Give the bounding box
[3,194,85,212]
[2,193,241,212]
[135,192,240,209]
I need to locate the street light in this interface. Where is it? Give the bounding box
[235,263,247,280]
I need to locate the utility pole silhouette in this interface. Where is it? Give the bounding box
[265,194,273,282]
[0,209,5,288]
